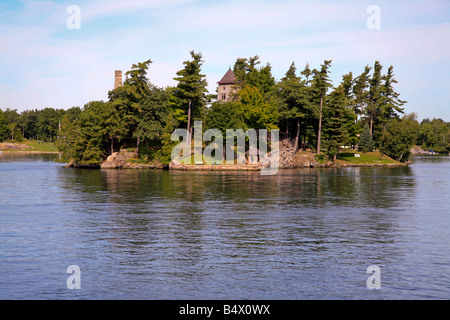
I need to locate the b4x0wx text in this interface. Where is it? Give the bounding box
[224,304,270,315]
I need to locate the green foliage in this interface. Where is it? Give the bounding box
[325,84,350,146]
[314,153,327,163]
[58,101,108,164]
[172,51,209,129]
[0,110,8,142]
[326,140,339,161]
[204,101,244,134]
[311,60,333,154]
[352,62,405,143]
[2,53,436,167]
[233,55,275,94]
[311,60,333,103]
[273,62,313,150]
[417,118,449,153]
[108,59,153,146]
[379,66,406,127]
[160,112,180,164]
[237,86,278,130]
[381,114,420,162]
[134,85,171,147]
[358,124,374,153]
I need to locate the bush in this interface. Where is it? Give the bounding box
[326,140,339,161]
[381,115,420,162]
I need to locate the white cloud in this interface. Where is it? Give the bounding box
[0,0,449,121]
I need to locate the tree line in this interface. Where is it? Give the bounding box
[0,107,64,142]
[1,51,449,163]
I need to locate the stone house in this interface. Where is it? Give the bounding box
[217,68,238,102]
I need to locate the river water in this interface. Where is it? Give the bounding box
[0,152,449,300]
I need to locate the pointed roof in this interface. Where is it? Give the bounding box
[217,68,236,85]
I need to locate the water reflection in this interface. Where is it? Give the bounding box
[3,153,450,299]
[56,165,420,296]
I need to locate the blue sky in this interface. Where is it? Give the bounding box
[0,0,449,121]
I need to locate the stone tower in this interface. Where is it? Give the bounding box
[114,70,122,89]
[217,68,237,102]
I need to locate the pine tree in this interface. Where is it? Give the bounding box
[353,66,371,121]
[379,65,406,139]
[325,84,349,147]
[232,55,275,94]
[367,61,383,137]
[173,51,208,137]
[108,59,153,149]
[311,60,332,154]
[274,62,312,151]
[358,124,374,153]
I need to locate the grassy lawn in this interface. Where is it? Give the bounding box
[337,150,399,164]
[23,140,59,152]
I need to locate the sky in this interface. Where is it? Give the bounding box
[0,0,449,121]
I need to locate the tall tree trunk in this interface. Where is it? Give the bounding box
[293,119,300,152]
[110,137,114,155]
[186,99,192,145]
[317,96,323,154]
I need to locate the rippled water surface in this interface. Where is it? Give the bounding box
[1,153,450,299]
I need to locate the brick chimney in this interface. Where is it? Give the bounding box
[114,70,122,89]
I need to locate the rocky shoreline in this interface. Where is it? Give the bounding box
[0,142,33,151]
[0,142,59,153]
[64,147,408,171]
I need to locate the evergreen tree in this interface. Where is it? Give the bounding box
[379,65,406,139]
[325,84,349,148]
[353,66,371,121]
[274,62,313,151]
[367,61,383,137]
[358,124,374,153]
[233,55,275,94]
[172,51,208,138]
[108,59,153,149]
[311,60,332,154]
[326,139,339,161]
[339,72,359,147]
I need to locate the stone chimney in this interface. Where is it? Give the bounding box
[114,70,122,89]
